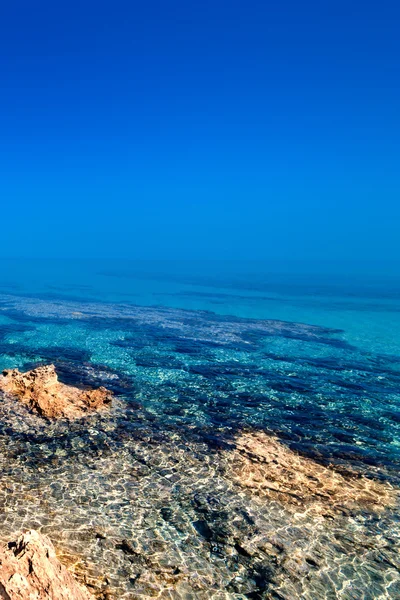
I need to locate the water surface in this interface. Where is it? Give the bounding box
[0,260,399,599]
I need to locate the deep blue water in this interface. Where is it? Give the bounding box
[0,259,399,598]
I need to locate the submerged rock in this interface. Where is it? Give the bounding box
[0,529,94,599]
[226,431,397,515]
[0,364,112,419]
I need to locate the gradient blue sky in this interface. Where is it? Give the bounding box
[1,0,399,266]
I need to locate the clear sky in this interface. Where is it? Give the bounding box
[0,0,399,267]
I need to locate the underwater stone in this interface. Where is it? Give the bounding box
[226,431,398,516]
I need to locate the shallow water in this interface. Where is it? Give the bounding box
[0,262,399,598]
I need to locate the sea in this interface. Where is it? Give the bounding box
[0,259,399,599]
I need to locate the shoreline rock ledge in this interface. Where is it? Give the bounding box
[0,364,113,419]
[0,530,94,599]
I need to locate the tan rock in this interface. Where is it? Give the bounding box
[0,529,94,599]
[226,431,397,515]
[0,365,112,419]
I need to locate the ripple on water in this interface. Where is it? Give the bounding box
[0,294,399,598]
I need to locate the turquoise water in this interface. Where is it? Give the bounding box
[1,259,400,351]
[0,260,399,598]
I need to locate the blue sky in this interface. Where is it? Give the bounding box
[0,0,399,266]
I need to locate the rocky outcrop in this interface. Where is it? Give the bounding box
[0,530,94,599]
[226,431,397,515]
[0,365,112,419]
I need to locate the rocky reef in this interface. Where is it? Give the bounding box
[0,399,398,598]
[0,529,94,599]
[0,364,112,419]
[0,292,399,598]
[226,431,397,515]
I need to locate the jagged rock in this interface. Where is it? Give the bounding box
[0,529,94,599]
[0,364,112,419]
